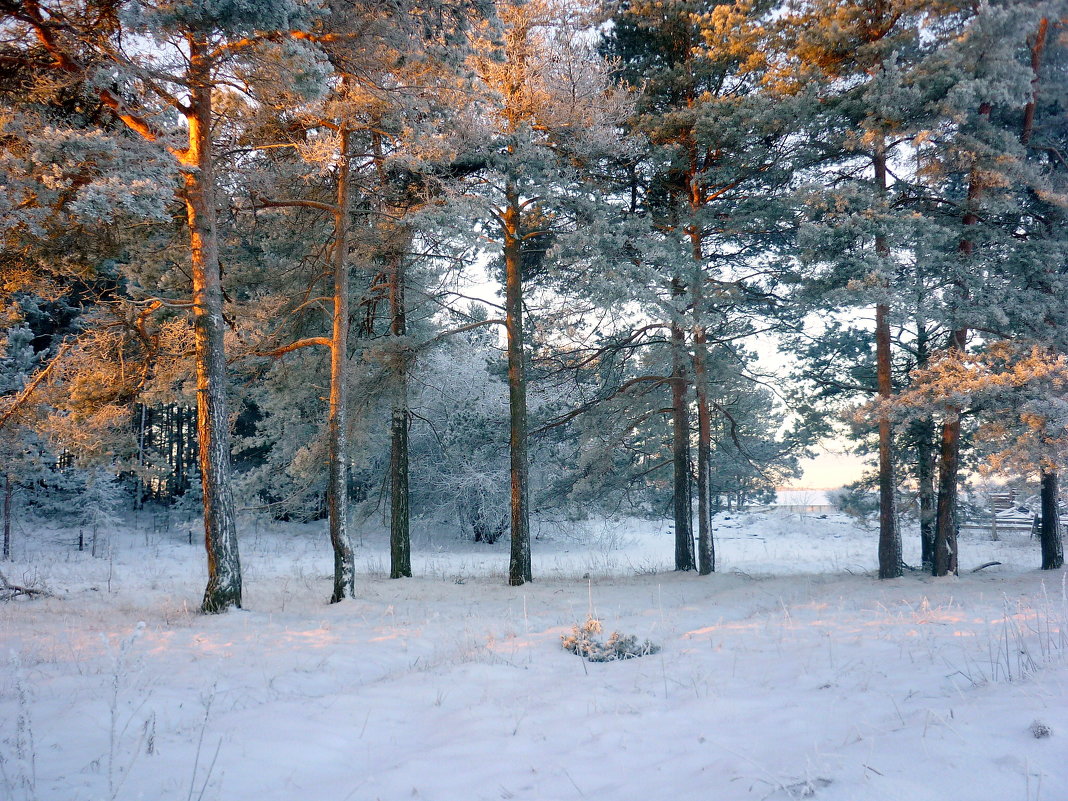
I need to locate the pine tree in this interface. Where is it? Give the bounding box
[12,0,334,611]
[605,0,807,573]
[466,0,628,585]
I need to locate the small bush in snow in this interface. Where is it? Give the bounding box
[1030,720,1053,739]
[561,616,660,662]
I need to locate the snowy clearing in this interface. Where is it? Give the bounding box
[2,510,1066,801]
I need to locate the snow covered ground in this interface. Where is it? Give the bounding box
[2,509,1065,801]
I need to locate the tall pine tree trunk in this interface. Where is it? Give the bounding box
[1025,21,1057,572]
[876,301,901,577]
[688,231,713,576]
[693,331,714,575]
[24,6,243,610]
[670,275,695,572]
[873,142,901,579]
[182,39,241,612]
[504,182,531,586]
[933,330,966,577]
[389,240,411,579]
[934,101,990,577]
[914,316,936,570]
[327,129,356,602]
[1040,470,1064,570]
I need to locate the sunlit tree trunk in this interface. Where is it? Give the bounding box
[933,330,966,577]
[934,99,990,577]
[182,39,241,612]
[327,128,356,602]
[504,182,531,586]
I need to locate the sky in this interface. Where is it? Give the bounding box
[786,442,869,489]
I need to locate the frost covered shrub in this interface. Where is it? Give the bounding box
[561,617,660,662]
[1030,720,1053,739]
[827,482,878,525]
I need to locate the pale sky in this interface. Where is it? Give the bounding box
[786,443,870,489]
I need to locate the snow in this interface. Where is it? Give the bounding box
[773,489,832,507]
[2,510,1066,801]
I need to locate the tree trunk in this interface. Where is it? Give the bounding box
[876,302,900,578]
[933,329,967,578]
[671,277,695,571]
[182,38,241,613]
[3,473,11,561]
[1039,470,1064,570]
[933,102,990,578]
[916,417,937,570]
[327,128,356,602]
[389,241,412,579]
[689,230,714,576]
[175,405,186,497]
[694,330,714,576]
[504,183,531,586]
[135,403,146,510]
[873,141,901,579]
[913,315,936,570]
[1020,18,1049,148]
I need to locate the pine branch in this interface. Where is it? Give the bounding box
[0,340,72,432]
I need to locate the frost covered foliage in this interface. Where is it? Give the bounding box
[827,482,878,526]
[561,617,660,662]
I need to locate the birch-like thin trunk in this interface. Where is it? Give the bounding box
[182,39,241,613]
[327,129,356,602]
[389,242,411,579]
[504,183,532,586]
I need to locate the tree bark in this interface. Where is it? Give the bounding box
[688,231,714,576]
[933,101,990,578]
[694,326,714,575]
[876,302,901,577]
[327,128,356,602]
[670,275,695,572]
[933,328,966,577]
[916,417,937,569]
[389,240,412,579]
[3,473,11,561]
[135,403,146,510]
[1039,469,1064,570]
[913,313,936,570]
[873,142,901,579]
[504,183,532,586]
[1020,18,1049,147]
[182,38,242,613]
